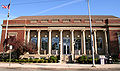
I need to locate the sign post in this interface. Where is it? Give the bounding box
[9,45,12,66]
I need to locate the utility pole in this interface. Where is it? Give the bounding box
[87,0,95,67]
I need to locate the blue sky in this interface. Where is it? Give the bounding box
[0,0,120,40]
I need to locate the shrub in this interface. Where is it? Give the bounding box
[41,59,45,63]
[45,59,48,63]
[15,59,19,62]
[33,59,38,63]
[112,55,119,62]
[77,55,88,64]
[76,55,100,64]
[49,56,58,63]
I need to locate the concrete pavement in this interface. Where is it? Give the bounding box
[0,62,120,69]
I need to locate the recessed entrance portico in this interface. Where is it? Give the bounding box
[25,27,108,62]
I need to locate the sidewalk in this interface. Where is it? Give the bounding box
[0,63,120,69]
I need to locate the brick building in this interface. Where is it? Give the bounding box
[1,15,120,62]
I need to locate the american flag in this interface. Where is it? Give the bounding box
[2,3,10,9]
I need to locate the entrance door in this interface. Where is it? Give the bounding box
[63,38,70,54]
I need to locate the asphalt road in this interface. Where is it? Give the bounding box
[0,68,120,71]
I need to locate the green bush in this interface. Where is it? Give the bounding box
[28,59,33,63]
[6,59,9,62]
[33,59,38,63]
[77,55,88,64]
[76,55,100,64]
[15,59,19,62]
[112,55,119,62]
[0,56,59,63]
[49,56,58,63]
[45,59,48,63]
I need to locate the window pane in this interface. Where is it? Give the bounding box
[52,37,59,50]
[41,37,48,50]
[74,38,81,50]
[119,35,120,52]
[97,37,103,54]
[31,37,37,47]
[119,36,120,44]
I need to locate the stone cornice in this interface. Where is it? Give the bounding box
[107,24,120,26]
[1,24,26,27]
[1,23,106,27]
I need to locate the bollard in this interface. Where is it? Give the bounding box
[99,55,105,65]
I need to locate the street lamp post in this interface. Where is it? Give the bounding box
[87,0,95,67]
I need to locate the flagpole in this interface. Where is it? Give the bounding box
[87,0,95,67]
[3,0,11,58]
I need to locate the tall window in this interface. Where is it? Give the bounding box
[74,38,81,55]
[31,37,37,47]
[41,37,48,50]
[97,37,103,54]
[63,37,70,54]
[52,37,59,55]
[52,37,59,50]
[74,38,81,50]
[86,37,91,54]
[118,35,120,53]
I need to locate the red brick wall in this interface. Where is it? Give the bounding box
[0,30,24,52]
[109,30,120,55]
[3,19,106,24]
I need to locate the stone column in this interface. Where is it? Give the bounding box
[60,30,63,63]
[24,30,26,42]
[104,30,108,55]
[82,30,86,55]
[94,30,97,54]
[37,30,41,54]
[27,30,30,43]
[49,30,52,56]
[81,31,83,54]
[71,30,75,61]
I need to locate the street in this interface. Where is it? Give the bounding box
[0,68,120,71]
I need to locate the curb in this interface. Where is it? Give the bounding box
[0,63,120,69]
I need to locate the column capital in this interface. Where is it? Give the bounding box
[27,30,30,32]
[37,30,41,32]
[93,29,97,32]
[48,29,52,32]
[81,29,85,32]
[59,29,63,32]
[70,30,74,32]
[103,29,107,32]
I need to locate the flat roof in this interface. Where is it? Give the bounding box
[14,15,118,20]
